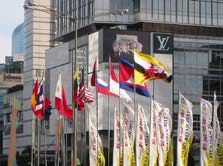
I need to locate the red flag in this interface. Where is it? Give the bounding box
[31,80,38,113]
[78,67,94,111]
[55,74,73,119]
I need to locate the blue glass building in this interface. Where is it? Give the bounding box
[11,23,24,62]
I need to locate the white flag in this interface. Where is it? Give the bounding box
[89,115,105,165]
[136,103,150,166]
[213,92,221,165]
[177,92,193,166]
[200,98,213,166]
[122,105,135,166]
[113,108,122,166]
[156,104,172,166]
[149,99,159,166]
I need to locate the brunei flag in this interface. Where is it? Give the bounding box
[119,57,150,97]
[133,50,173,84]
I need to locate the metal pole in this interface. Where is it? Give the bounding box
[44,107,47,166]
[73,19,78,166]
[96,60,99,165]
[31,114,36,166]
[37,118,41,166]
[107,57,111,166]
[118,60,122,165]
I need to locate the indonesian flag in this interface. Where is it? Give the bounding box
[109,58,132,103]
[55,74,73,119]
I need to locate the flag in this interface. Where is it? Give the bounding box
[73,66,79,105]
[156,103,172,166]
[177,92,193,166]
[31,80,38,113]
[119,57,150,97]
[113,108,122,166]
[89,116,105,166]
[35,80,44,119]
[42,96,52,121]
[91,59,116,96]
[55,74,73,119]
[122,105,135,166]
[133,50,173,84]
[213,92,221,166]
[136,104,149,166]
[200,98,213,166]
[149,100,159,166]
[77,67,94,111]
[109,58,132,103]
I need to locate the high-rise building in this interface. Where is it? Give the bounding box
[14,0,223,165]
[11,23,24,62]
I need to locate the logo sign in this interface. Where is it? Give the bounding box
[153,33,173,54]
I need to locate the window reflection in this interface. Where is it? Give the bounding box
[173,34,223,131]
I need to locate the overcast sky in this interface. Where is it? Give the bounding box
[0,0,24,63]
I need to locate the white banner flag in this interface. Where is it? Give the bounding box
[156,105,172,166]
[123,105,135,166]
[113,108,122,166]
[136,103,150,166]
[149,100,159,166]
[177,92,193,166]
[89,116,105,166]
[200,98,213,166]
[213,92,221,166]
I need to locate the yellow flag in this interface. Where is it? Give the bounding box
[133,50,172,84]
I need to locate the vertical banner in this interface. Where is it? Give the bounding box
[156,104,172,166]
[149,99,159,166]
[177,93,193,166]
[136,104,150,166]
[8,99,21,166]
[200,98,213,166]
[89,116,105,166]
[213,93,221,166]
[113,108,122,166]
[123,105,135,166]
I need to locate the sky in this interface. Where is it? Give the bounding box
[0,0,24,63]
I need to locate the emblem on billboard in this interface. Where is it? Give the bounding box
[156,36,170,51]
[113,34,142,59]
[153,33,173,54]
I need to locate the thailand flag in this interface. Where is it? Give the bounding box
[91,60,116,96]
[119,57,150,97]
[35,81,44,118]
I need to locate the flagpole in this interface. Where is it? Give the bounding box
[73,18,78,166]
[62,94,66,166]
[43,79,48,166]
[31,79,36,166]
[96,59,99,165]
[118,58,123,165]
[82,52,87,166]
[44,102,47,166]
[37,118,41,166]
[107,57,111,166]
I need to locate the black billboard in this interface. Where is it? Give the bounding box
[102,29,151,62]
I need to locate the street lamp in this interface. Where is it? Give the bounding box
[24,2,128,166]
